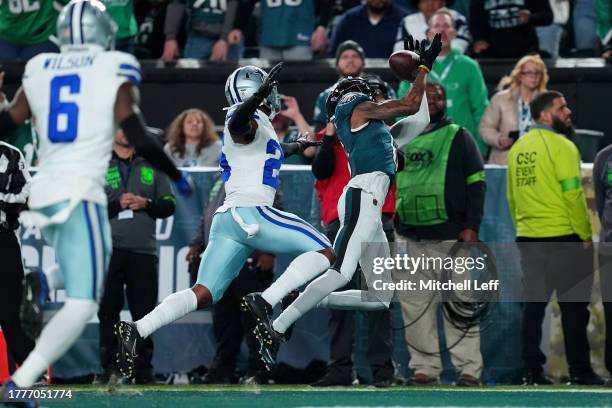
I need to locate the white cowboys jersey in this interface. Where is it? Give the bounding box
[22,49,141,211]
[218,107,283,209]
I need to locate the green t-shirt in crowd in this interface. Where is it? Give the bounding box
[398,47,489,157]
[0,0,69,45]
[102,0,137,39]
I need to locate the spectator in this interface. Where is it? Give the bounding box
[272,95,316,165]
[134,0,169,59]
[184,175,279,384]
[164,109,221,167]
[0,0,68,60]
[597,0,612,59]
[536,0,569,59]
[592,142,612,381]
[101,0,139,53]
[0,140,34,374]
[398,9,489,157]
[470,0,553,58]
[395,82,485,387]
[162,0,243,62]
[507,91,603,386]
[574,0,599,56]
[330,0,407,58]
[394,1,471,53]
[233,0,331,60]
[97,129,176,384]
[0,72,36,166]
[480,55,549,165]
[309,80,396,387]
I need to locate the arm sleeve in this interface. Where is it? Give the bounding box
[164,1,185,41]
[459,129,486,231]
[227,96,261,138]
[469,0,489,42]
[555,143,592,240]
[593,150,607,219]
[311,133,336,180]
[146,173,176,219]
[479,93,502,148]
[527,0,553,26]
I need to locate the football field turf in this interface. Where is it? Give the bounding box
[42,385,612,407]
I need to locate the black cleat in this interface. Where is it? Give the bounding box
[254,322,284,371]
[241,293,272,320]
[114,321,142,380]
[1,380,39,407]
[280,290,299,341]
[20,270,49,341]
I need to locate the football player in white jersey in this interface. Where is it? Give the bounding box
[0,1,190,402]
[114,62,337,379]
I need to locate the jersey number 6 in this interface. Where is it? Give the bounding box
[48,74,81,143]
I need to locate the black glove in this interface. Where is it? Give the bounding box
[255,61,283,99]
[403,35,421,53]
[418,33,442,71]
[294,132,322,152]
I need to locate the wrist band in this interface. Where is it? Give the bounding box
[418,65,430,73]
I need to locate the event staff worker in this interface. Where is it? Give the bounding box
[507,91,603,386]
[97,129,175,384]
[394,82,485,387]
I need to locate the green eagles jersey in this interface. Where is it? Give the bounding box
[102,0,137,39]
[5,120,37,166]
[0,0,69,45]
[333,93,396,178]
[260,0,315,48]
[183,0,227,28]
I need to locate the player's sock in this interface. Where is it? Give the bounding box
[136,289,197,338]
[272,269,349,334]
[262,251,330,307]
[318,290,388,311]
[12,298,98,388]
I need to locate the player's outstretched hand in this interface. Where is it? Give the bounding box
[175,171,194,197]
[403,35,420,53]
[256,62,283,99]
[295,132,322,152]
[419,33,442,71]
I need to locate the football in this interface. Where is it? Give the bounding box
[388,50,421,82]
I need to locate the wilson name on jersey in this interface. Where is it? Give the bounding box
[22,49,142,209]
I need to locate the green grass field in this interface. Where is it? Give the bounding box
[37,385,612,407]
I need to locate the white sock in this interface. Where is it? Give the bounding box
[43,263,64,290]
[272,269,348,333]
[12,298,98,388]
[136,289,197,338]
[318,290,388,311]
[262,251,330,307]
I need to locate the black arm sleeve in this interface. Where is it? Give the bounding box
[120,113,182,181]
[281,142,300,158]
[227,93,263,142]
[0,110,18,137]
[107,199,122,219]
[311,136,336,180]
[459,129,486,231]
[146,196,176,218]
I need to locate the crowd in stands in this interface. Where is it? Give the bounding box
[0,1,611,62]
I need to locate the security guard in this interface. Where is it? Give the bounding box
[507,91,603,385]
[97,129,175,384]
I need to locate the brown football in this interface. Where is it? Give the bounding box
[388,50,420,82]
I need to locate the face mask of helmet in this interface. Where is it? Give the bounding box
[56,0,117,52]
[224,66,282,119]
